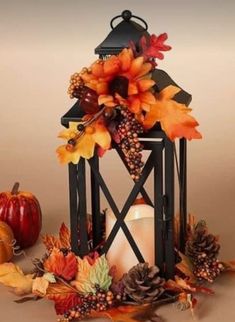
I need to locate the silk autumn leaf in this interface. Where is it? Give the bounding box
[42,234,62,251]
[176,251,196,283]
[143,85,202,140]
[0,263,33,296]
[46,282,80,315]
[71,255,112,294]
[139,33,172,61]
[57,118,111,164]
[32,277,49,297]
[44,248,77,281]
[59,223,70,249]
[42,222,70,251]
[92,304,164,322]
[165,276,214,295]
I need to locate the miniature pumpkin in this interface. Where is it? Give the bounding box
[0,183,42,249]
[0,221,14,263]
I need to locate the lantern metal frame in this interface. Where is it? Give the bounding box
[61,11,190,279]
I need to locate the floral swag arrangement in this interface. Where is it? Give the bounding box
[56,33,201,180]
[0,33,233,322]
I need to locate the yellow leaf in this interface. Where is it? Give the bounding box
[0,263,33,296]
[56,145,81,165]
[32,277,49,297]
[71,257,91,293]
[57,118,111,165]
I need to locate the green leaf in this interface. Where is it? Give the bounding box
[71,255,112,294]
[89,255,112,292]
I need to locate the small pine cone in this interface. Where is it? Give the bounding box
[186,221,220,264]
[186,221,222,282]
[122,263,165,304]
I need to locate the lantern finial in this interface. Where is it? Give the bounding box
[122,10,132,21]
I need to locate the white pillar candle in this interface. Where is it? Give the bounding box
[105,204,155,279]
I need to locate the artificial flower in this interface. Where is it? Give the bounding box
[56,117,111,164]
[80,48,156,115]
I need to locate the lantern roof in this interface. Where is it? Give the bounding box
[94,10,150,55]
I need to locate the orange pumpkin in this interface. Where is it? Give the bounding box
[0,221,14,264]
[0,182,42,249]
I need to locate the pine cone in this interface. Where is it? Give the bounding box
[122,263,165,304]
[186,221,224,282]
[186,221,220,263]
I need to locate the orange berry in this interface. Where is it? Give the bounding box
[65,144,74,152]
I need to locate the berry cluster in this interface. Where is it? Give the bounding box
[193,256,224,283]
[117,109,144,181]
[62,286,114,321]
[67,72,84,98]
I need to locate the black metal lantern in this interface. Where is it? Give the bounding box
[61,10,190,279]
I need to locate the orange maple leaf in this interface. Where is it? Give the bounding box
[44,248,77,281]
[46,282,80,315]
[42,223,71,251]
[143,85,202,140]
[92,304,163,322]
[165,276,214,295]
[59,223,71,249]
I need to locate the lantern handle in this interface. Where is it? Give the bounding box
[110,10,148,31]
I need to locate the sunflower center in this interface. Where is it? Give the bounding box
[109,76,129,98]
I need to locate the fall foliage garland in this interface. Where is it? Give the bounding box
[0,219,234,322]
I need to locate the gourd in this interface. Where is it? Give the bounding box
[0,183,42,249]
[0,221,14,264]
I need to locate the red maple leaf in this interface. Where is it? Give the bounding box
[47,283,81,315]
[130,33,171,64]
[141,33,171,60]
[44,248,77,281]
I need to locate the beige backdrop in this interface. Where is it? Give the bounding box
[0,1,235,321]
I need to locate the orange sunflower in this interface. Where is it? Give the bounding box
[79,48,156,116]
[56,118,111,164]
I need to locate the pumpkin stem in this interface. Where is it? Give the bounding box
[11,182,20,195]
